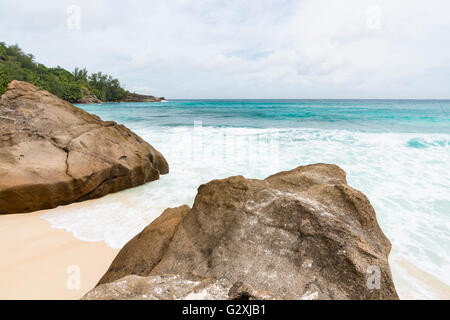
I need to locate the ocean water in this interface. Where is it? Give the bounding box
[42,100,450,299]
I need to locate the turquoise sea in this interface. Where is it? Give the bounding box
[43,100,450,299]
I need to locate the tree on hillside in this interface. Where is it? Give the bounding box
[0,42,127,103]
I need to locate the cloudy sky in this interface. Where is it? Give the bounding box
[1,0,449,98]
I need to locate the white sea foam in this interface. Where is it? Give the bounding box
[42,126,450,299]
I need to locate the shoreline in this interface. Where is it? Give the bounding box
[0,204,449,299]
[0,210,118,300]
[390,251,450,300]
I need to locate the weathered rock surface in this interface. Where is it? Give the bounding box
[0,80,168,214]
[86,164,398,300]
[98,205,191,285]
[84,274,275,300]
[85,275,231,300]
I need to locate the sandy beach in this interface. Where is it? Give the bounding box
[1,205,449,300]
[390,253,450,300]
[0,210,118,300]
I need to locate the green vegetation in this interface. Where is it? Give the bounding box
[0,42,127,102]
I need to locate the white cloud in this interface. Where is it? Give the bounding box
[0,0,449,98]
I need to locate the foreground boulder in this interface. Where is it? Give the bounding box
[86,164,398,300]
[0,81,168,214]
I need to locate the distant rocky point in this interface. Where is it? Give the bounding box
[78,92,167,104]
[85,164,398,300]
[120,92,167,103]
[0,80,169,214]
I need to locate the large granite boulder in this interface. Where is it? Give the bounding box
[86,164,398,300]
[0,81,168,214]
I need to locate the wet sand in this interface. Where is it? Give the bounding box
[0,211,118,300]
